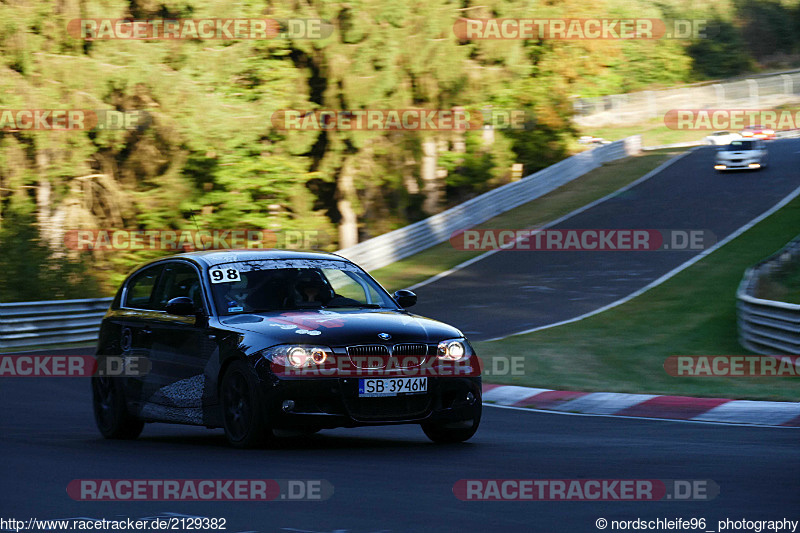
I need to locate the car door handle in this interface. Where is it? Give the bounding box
[141,328,153,335]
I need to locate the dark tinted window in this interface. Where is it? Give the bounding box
[152,262,204,312]
[208,261,397,315]
[723,140,756,151]
[124,265,163,309]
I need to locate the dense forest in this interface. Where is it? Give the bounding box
[2,0,800,300]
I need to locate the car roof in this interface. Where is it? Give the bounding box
[137,249,350,270]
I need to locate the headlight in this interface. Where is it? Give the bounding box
[263,345,331,368]
[437,339,468,361]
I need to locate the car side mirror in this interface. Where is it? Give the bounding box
[393,289,417,308]
[165,297,196,316]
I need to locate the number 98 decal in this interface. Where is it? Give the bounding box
[209,267,242,284]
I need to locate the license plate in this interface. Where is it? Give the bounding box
[358,377,427,397]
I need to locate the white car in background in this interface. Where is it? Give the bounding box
[705,131,742,145]
[714,139,768,171]
[578,135,612,145]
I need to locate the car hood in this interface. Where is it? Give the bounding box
[217,309,464,345]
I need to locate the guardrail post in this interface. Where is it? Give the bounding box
[713,84,724,106]
[747,79,759,107]
[646,91,656,119]
[781,74,793,97]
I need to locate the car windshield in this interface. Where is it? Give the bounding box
[208,259,398,315]
[722,140,757,151]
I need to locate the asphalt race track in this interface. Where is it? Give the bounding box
[1,374,798,533]
[3,146,799,533]
[412,140,800,340]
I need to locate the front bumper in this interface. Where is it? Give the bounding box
[714,158,763,170]
[259,375,482,430]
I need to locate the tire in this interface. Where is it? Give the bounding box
[421,403,481,444]
[91,376,144,440]
[220,360,273,448]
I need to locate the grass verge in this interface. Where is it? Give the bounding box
[474,192,800,402]
[372,148,685,292]
[577,116,707,148]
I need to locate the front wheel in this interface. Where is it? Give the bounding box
[421,403,481,443]
[91,376,144,439]
[220,360,273,448]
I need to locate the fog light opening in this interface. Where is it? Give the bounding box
[466,392,475,404]
[282,400,295,413]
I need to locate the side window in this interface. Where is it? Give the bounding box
[124,265,163,310]
[323,269,367,301]
[321,269,391,306]
[152,262,204,312]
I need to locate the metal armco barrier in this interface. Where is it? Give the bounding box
[0,298,113,350]
[737,238,800,355]
[0,136,643,350]
[574,68,800,127]
[337,135,642,271]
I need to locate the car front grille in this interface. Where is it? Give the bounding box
[347,345,389,369]
[392,343,428,356]
[347,345,390,357]
[346,344,430,368]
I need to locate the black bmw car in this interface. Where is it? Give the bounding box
[92,250,482,447]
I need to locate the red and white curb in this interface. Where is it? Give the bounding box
[482,384,800,427]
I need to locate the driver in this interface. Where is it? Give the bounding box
[293,270,332,305]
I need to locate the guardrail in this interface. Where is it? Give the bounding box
[337,135,642,271]
[737,237,800,355]
[0,298,113,351]
[0,135,643,350]
[574,69,800,127]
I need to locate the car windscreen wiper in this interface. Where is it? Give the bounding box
[323,303,385,309]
